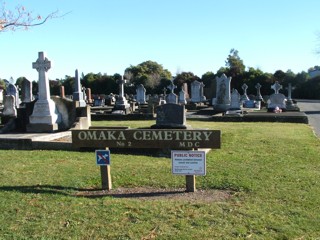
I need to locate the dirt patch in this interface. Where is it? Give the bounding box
[74,187,233,203]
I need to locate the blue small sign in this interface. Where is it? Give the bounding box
[95,150,111,166]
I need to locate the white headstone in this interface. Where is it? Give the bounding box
[21,78,33,103]
[268,93,287,110]
[166,92,178,104]
[229,89,241,110]
[178,89,187,105]
[190,80,206,103]
[2,95,17,116]
[0,89,3,104]
[213,74,231,111]
[136,84,146,104]
[166,81,178,104]
[73,69,86,107]
[28,52,60,132]
[6,84,20,108]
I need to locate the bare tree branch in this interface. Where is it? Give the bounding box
[0,2,68,32]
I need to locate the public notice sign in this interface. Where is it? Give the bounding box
[171,150,206,175]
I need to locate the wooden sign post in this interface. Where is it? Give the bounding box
[95,148,112,190]
[186,175,196,192]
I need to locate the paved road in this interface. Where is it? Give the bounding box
[297,99,320,138]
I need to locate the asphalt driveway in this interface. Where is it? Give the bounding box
[297,99,320,138]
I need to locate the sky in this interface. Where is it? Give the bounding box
[1,0,320,82]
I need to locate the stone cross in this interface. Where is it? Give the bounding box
[286,83,294,101]
[241,83,249,101]
[167,80,177,94]
[255,83,263,100]
[242,84,248,95]
[32,52,51,100]
[28,51,60,132]
[199,82,205,101]
[117,76,127,98]
[271,81,282,94]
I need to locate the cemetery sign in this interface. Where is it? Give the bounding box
[72,129,221,149]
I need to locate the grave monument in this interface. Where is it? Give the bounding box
[268,81,287,111]
[27,52,61,132]
[112,75,130,114]
[213,74,231,112]
[136,84,147,104]
[73,69,86,107]
[166,81,178,104]
[21,78,33,103]
[190,80,206,103]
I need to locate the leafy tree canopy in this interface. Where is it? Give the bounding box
[125,61,172,92]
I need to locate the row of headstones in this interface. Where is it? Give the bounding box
[88,78,207,109]
[214,74,294,111]
[1,80,33,116]
[135,80,206,105]
[1,68,87,118]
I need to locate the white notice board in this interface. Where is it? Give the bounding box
[171,150,206,175]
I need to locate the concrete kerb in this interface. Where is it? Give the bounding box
[0,131,72,150]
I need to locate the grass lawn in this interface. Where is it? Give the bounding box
[0,120,320,239]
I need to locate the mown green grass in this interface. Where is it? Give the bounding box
[0,120,320,239]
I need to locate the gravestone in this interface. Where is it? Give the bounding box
[2,95,17,117]
[136,84,147,104]
[229,89,241,110]
[213,74,231,111]
[190,80,206,103]
[178,89,187,105]
[0,89,3,104]
[112,76,130,113]
[152,103,187,129]
[93,96,104,106]
[86,88,93,104]
[73,69,86,107]
[6,84,20,108]
[60,86,65,98]
[105,93,116,106]
[166,81,178,104]
[268,82,286,111]
[27,52,60,132]
[271,81,282,94]
[182,83,190,100]
[286,83,293,102]
[285,83,299,111]
[21,78,33,103]
[255,83,263,101]
[241,84,249,101]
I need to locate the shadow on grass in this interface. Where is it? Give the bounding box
[0,185,187,199]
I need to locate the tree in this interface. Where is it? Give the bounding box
[174,72,199,88]
[0,78,5,89]
[124,60,172,93]
[0,1,61,32]
[273,70,286,83]
[225,49,246,89]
